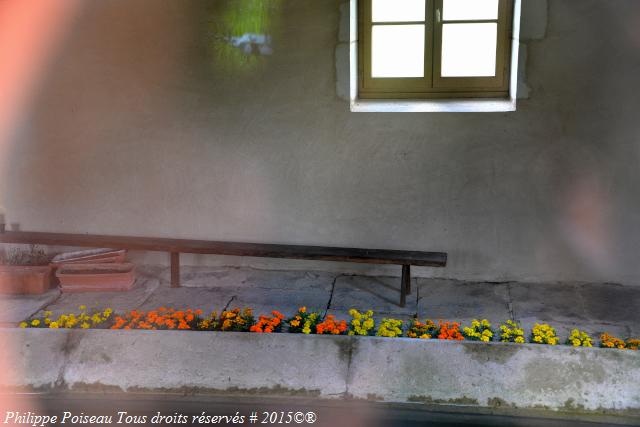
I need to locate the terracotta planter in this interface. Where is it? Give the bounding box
[50,249,127,287]
[0,265,52,295]
[49,249,127,268]
[56,263,135,293]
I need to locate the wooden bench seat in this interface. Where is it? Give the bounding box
[0,231,447,307]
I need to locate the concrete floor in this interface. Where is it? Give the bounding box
[1,265,638,340]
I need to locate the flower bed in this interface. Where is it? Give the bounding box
[19,306,112,329]
[17,306,640,350]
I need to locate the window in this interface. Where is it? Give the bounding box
[356,0,516,105]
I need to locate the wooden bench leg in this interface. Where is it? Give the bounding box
[171,252,180,288]
[400,264,410,307]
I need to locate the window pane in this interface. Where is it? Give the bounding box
[441,23,497,77]
[442,0,499,21]
[372,0,425,22]
[372,25,425,77]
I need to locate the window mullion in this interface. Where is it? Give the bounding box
[433,0,444,86]
[429,0,437,89]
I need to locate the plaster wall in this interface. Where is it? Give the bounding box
[2,0,640,285]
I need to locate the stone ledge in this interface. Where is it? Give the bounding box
[0,329,638,417]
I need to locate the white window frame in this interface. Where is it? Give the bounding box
[349,0,522,112]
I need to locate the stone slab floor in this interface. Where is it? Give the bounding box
[1,265,638,339]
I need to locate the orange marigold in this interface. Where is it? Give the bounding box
[315,315,348,335]
[250,311,285,333]
[437,321,464,340]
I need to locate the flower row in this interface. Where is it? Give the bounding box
[19,306,640,350]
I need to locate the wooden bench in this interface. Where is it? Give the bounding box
[0,231,447,307]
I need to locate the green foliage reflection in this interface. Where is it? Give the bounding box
[209,0,283,73]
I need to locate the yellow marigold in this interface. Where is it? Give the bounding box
[530,323,557,345]
[31,319,40,327]
[19,322,28,328]
[376,318,403,338]
[464,319,493,342]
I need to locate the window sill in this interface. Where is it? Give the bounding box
[350,98,517,113]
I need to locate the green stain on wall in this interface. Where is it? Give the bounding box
[208,0,283,73]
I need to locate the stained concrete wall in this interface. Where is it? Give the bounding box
[2,1,640,285]
[2,329,639,417]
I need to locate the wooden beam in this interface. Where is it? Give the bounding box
[0,231,447,267]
